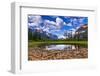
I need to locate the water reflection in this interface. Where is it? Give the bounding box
[45,44,76,51]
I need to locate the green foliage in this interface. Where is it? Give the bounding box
[28,40,88,47]
[28,30,33,40]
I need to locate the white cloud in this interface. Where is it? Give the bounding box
[33,16,42,23]
[79,18,84,23]
[28,16,70,38]
[28,23,34,27]
[72,18,78,25]
[43,17,69,35]
[28,23,38,27]
[50,21,56,25]
[50,29,60,33]
[28,15,42,27]
[70,28,76,31]
[58,35,66,39]
[43,27,50,33]
[56,17,63,23]
[73,18,77,22]
[56,17,64,29]
[43,20,57,31]
[63,22,67,25]
[43,19,60,34]
[66,23,72,26]
[43,17,67,31]
[44,20,56,26]
[76,26,81,30]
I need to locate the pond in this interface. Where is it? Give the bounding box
[28,43,88,60]
[45,44,76,50]
[32,43,87,51]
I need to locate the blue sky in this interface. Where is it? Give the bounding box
[28,15,88,39]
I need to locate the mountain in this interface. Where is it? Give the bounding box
[28,26,58,40]
[74,24,88,39]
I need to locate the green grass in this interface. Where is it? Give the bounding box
[28,40,88,47]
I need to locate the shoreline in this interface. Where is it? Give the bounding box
[28,47,88,61]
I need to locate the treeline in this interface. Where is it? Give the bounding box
[28,30,88,41]
[28,30,50,41]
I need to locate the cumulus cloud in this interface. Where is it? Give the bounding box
[28,15,87,39]
[70,28,76,31]
[63,22,67,25]
[28,15,42,27]
[72,18,79,27]
[56,17,63,23]
[28,16,67,32]
[66,23,72,26]
[43,20,57,31]
[79,18,84,23]
[43,27,50,33]
[76,26,81,30]
[44,20,56,26]
[43,18,66,31]
[56,17,64,29]
[79,17,88,25]
[58,35,66,39]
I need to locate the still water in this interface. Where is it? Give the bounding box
[45,45,76,50]
[37,44,87,51]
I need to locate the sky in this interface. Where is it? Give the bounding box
[28,15,88,39]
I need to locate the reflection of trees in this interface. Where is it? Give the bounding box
[75,45,80,51]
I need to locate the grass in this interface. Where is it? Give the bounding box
[28,40,88,47]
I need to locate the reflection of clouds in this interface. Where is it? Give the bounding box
[46,45,76,50]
